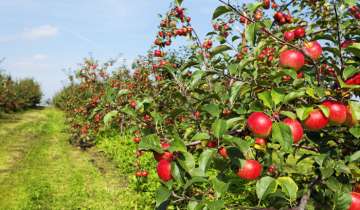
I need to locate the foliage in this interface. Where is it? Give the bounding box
[55,0,360,209]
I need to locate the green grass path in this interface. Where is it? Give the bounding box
[0,108,135,210]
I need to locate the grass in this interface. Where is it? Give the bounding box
[0,108,143,210]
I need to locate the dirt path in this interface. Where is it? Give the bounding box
[0,108,135,210]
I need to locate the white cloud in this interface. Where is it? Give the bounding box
[22,25,58,40]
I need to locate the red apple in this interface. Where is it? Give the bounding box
[294,27,306,38]
[133,137,141,143]
[207,140,218,148]
[247,112,272,138]
[255,138,267,146]
[303,41,323,60]
[154,143,173,161]
[280,50,305,71]
[237,160,263,180]
[284,31,295,42]
[263,0,270,9]
[157,160,172,182]
[141,171,148,177]
[349,192,360,210]
[346,73,360,85]
[283,118,304,143]
[304,109,329,131]
[341,40,355,48]
[218,147,228,158]
[345,105,358,126]
[322,101,347,125]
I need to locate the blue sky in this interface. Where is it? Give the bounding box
[0,0,234,100]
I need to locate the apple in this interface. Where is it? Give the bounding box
[268,164,276,174]
[207,140,218,148]
[135,171,142,177]
[157,159,172,182]
[247,112,272,138]
[345,73,360,85]
[154,142,173,161]
[237,160,263,180]
[303,41,323,60]
[341,40,355,48]
[294,27,306,38]
[322,101,347,125]
[218,147,228,158]
[133,137,141,143]
[141,171,148,177]
[280,50,305,71]
[345,105,358,126]
[255,138,267,146]
[263,0,270,9]
[130,100,137,109]
[349,192,360,210]
[304,109,329,131]
[284,31,295,42]
[283,118,304,143]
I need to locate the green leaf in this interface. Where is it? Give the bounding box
[202,104,220,118]
[280,111,297,119]
[334,192,352,210]
[175,0,183,6]
[210,45,232,56]
[345,0,357,6]
[349,101,360,121]
[350,150,360,162]
[207,200,225,210]
[258,90,273,109]
[229,81,242,106]
[271,89,285,107]
[284,90,306,103]
[171,162,184,184]
[212,119,228,138]
[212,6,231,20]
[103,110,118,126]
[191,132,210,141]
[245,23,258,46]
[190,70,204,88]
[349,126,360,139]
[120,106,136,117]
[228,64,239,75]
[155,185,171,207]
[296,106,314,121]
[343,66,360,80]
[246,2,263,13]
[318,105,330,118]
[178,151,195,174]
[277,177,298,201]
[169,134,187,152]
[211,177,229,198]
[184,177,209,189]
[256,176,278,202]
[346,43,360,57]
[118,89,130,96]
[198,149,215,174]
[272,122,293,153]
[138,134,162,153]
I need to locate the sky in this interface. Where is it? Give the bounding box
[0,0,235,100]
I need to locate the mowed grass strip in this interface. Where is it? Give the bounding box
[0,108,138,210]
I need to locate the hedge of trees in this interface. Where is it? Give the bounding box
[0,72,42,113]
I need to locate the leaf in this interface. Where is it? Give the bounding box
[349,126,360,139]
[138,134,162,153]
[207,200,225,210]
[202,104,220,118]
[334,192,352,210]
[178,151,196,174]
[280,111,297,119]
[271,89,285,107]
[284,90,306,103]
[272,122,293,153]
[228,63,239,75]
[212,119,227,138]
[229,81,242,106]
[296,106,314,121]
[190,70,204,88]
[175,0,183,6]
[155,185,171,207]
[346,43,360,57]
[184,177,209,189]
[246,2,263,13]
[171,162,184,184]
[103,110,118,126]
[212,6,231,20]
[210,45,232,56]
[345,0,357,6]
[258,91,273,109]
[169,134,187,152]
[120,106,136,117]
[198,149,215,174]
[211,177,229,198]
[318,105,330,118]
[191,132,211,141]
[277,177,298,201]
[350,150,360,162]
[349,101,360,122]
[343,66,360,80]
[256,176,277,202]
[118,89,130,96]
[245,23,258,46]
